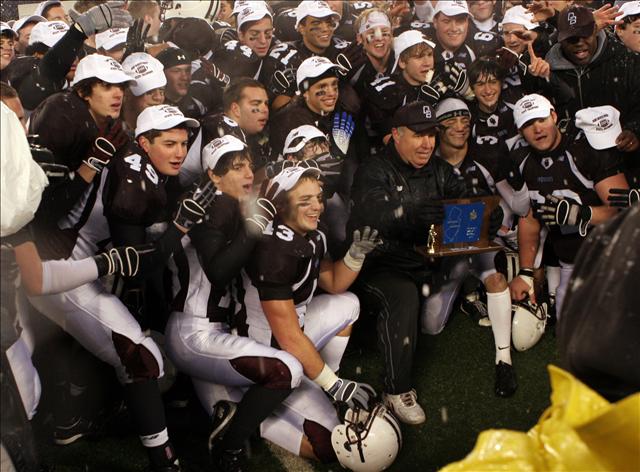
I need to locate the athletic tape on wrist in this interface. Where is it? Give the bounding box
[343,251,364,272]
[313,363,339,391]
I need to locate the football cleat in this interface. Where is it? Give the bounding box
[53,416,96,446]
[460,293,491,327]
[208,400,238,453]
[382,389,426,425]
[494,361,518,398]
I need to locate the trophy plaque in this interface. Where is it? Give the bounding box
[416,195,502,257]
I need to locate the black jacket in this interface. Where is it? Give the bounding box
[349,143,467,274]
[545,31,640,136]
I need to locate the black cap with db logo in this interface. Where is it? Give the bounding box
[391,101,439,133]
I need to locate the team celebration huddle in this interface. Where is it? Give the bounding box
[1,0,638,471]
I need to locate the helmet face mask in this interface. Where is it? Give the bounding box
[511,301,548,351]
[332,404,402,472]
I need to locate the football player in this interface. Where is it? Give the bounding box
[27,103,213,471]
[423,98,528,397]
[157,47,208,119]
[261,1,350,110]
[509,94,629,318]
[218,166,378,468]
[121,52,167,133]
[467,0,502,56]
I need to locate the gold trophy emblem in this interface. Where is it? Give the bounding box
[427,224,437,254]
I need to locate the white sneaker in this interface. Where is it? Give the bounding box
[383,389,426,425]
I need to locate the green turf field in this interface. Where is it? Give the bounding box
[35,308,558,471]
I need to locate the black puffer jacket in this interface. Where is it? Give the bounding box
[349,144,467,273]
[545,31,640,136]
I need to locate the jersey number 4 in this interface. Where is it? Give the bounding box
[124,155,159,185]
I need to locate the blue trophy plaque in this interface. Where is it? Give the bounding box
[417,196,502,257]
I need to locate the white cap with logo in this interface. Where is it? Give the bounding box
[501,5,539,30]
[295,1,340,29]
[513,94,555,129]
[617,1,640,21]
[202,135,247,171]
[135,104,199,138]
[95,27,129,51]
[296,56,344,90]
[71,53,135,86]
[433,1,470,18]
[12,15,46,34]
[266,166,321,201]
[575,106,622,150]
[28,20,68,47]
[236,2,272,32]
[284,125,327,155]
[122,52,166,96]
[392,30,436,72]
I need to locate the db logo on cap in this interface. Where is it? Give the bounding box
[423,106,432,119]
[567,12,577,26]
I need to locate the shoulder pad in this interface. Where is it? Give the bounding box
[265,223,314,258]
[104,152,166,223]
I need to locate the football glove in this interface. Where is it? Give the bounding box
[442,62,469,95]
[174,181,217,230]
[270,68,296,96]
[312,152,342,177]
[419,82,445,105]
[200,57,231,87]
[94,246,140,277]
[535,195,592,235]
[71,0,133,37]
[83,118,128,173]
[325,377,377,410]
[343,227,382,271]
[332,111,355,157]
[607,188,639,208]
[246,182,278,234]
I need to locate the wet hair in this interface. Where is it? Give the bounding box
[354,7,389,35]
[0,81,18,100]
[139,123,191,144]
[25,42,49,56]
[211,150,253,176]
[619,14,640,28]
[399,42,433,63]
[468,57,507,85]
[222,77,266,113]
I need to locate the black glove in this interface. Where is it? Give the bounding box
[607,188,639,208]
[496,157,524,191]
[535,195,592,233]
[324,377,376,410]
[125,19,150,56]
[199,57,231,88]
[94,246,140,277]
[419,82,445,104]
[488,205,504,240]
[71,0,133,37]
[83,118,129,173]
[442,62,469,95]
[311,152,342,177]
[265,160,297,179]
[270,68,296,96]
[413,201,445,228]
[174,181,217,230]
[335,43,367,79]
[246,181,278,234]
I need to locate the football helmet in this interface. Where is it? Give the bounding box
[511,301,548,352]
[494,248,519,283]
[331,404,402,472]
[160,1,221,21]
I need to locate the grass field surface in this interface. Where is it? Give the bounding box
[35,307,558,471]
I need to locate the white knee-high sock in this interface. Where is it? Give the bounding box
[319,335,350,372]
[487,288,512,365]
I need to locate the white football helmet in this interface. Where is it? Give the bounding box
[331,404,402,472]
[511,301,548,351]
[160,1,221,20]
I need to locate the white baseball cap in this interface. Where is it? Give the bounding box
[1,22,17,38]
[202,135,247,171]
[122,52,166,96]
[617,1,640,21]
[236,3,272,32]
[575,106,622,150]
[513,94,555,129]
[433,0,470,18]
[283,125,327,155]
[34,0,62,18]
[266,166,321,201]
[500,5,539,30]
[295,1,340,29]
[358,10,391,35]
[135,104,199,138]
[232,0,252,15]
[296,56,345,90]
[392,30,436,73]
[28,20,68,47]
[71,53,135,86]
[95,27,128,51]
[12,15,46,34]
